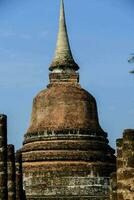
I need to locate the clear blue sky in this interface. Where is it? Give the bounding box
[0,0,134,150]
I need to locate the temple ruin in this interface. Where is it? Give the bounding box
[0,0,134,199]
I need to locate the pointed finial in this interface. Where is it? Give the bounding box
[49,0,79,71]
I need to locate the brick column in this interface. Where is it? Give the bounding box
[7,144,16,200]
[116,129,134,200]
[116,138,123,200]
[122,130,134,200]
[0,114,7,200]
[110,172,117,200]
[15,150,23,200]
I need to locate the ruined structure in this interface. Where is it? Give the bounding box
[0,0,134,200]
[21,0,116,199]
[116,129,134,200]
[0,116,24,200]
[7,144,16,200]
[0,115,8,200]
[110,172,117,200]
[15,150,23,200]
[110,129,134,200]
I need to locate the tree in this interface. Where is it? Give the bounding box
[128,55,134,73]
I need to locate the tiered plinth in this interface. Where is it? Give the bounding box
[22,129,115,199]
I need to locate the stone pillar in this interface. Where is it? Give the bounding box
[116,129,134,200]
[110,172,117,200]
[122,129,134,200]
[15,150,23,200]
[7,144,16,200]
[0,114,7,200]
[116,138,123,200]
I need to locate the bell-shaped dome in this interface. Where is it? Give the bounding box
[27,84,103,134]
[22,82,116,199]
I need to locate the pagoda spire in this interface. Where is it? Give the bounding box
[49,0,79,71]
